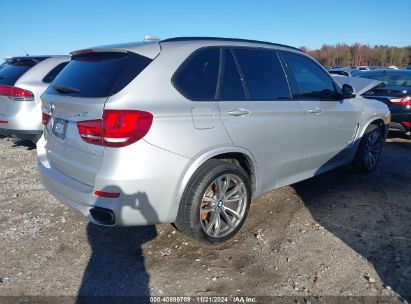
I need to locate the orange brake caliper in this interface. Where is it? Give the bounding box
[201,188,215,221]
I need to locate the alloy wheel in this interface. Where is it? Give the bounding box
[200,174,248,238]
[363,130,382,170]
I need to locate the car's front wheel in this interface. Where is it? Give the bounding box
[351,124,384,173]
[175,160,251,243]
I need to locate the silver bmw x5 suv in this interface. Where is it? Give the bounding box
[38,37,390,242]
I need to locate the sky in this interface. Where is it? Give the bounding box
[0,0,410,58]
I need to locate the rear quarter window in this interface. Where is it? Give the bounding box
[46,52,152,98]
[173,48,220,100]
[43,62,69,83]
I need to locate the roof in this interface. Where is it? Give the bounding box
[70,37,303,60]
[160,37,302,52]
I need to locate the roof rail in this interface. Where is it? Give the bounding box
[160,37,302,52]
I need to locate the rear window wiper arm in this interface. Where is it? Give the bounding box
[52,85,81,94]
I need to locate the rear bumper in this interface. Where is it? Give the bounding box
[0,101,42,141]
[390,112,411,132]
[389,122,410,133]
[0,128,42,142]
[37,136,191,226]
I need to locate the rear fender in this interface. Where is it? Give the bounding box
[173,146,259,214]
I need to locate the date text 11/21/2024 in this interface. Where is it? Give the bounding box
[149,296,257,303]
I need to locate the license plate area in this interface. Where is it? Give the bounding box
[52,118,67,140]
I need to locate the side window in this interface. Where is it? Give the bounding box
[220,49,246,100]
[281,52,340,101]
[174,48,220,100]
[43,62,69,83]
[232,48,291,101]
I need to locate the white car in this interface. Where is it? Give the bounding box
[0,55,69,142]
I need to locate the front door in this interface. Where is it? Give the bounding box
[280,51,361,174]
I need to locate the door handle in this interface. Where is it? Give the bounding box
[308,108,322,114]
[227,108,250,117]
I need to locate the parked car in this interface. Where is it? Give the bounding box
[328,67,363,77]
[0,55,69,142]
[38,37,390,243]
[328,68,353,77]
[355,69,411,134]
[404,65,411,70]
[358,66,370,71]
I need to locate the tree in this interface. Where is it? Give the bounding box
[302,43,411,68]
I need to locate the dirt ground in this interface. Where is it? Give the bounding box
[0,135,410,303]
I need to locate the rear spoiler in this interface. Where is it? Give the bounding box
[70,48,128,56]
[70,41,161,59]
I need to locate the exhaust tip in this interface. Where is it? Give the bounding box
[90,207,115,225]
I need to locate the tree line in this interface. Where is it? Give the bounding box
[300,43,411,68]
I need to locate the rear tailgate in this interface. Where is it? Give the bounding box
[0,58,40,119]
[42,94,107,185]
[42,49,154,186]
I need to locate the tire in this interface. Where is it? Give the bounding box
[351,124,384,173]
[175,159,251,243]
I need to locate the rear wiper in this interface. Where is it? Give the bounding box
[52,85,81,94]
[0,75,6,80]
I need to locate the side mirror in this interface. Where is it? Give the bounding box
[342,84,356,99]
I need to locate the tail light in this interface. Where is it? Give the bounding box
[0,86,34,101]
[77,110,153,148]
[42,113,51,126]
[402,122,411,127]
[390,96,411,106]
[77,119,102,145]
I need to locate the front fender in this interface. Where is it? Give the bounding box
[357,98,390,139]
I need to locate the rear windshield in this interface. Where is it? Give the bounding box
[46,52,152,98]
[0,59,38,86]
[359,73,411,87]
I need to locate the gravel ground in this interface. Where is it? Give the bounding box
[0,135,410,303]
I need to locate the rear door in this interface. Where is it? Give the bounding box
[42,51,152,186]
[217,48,307,192]
[280,51,361,173]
